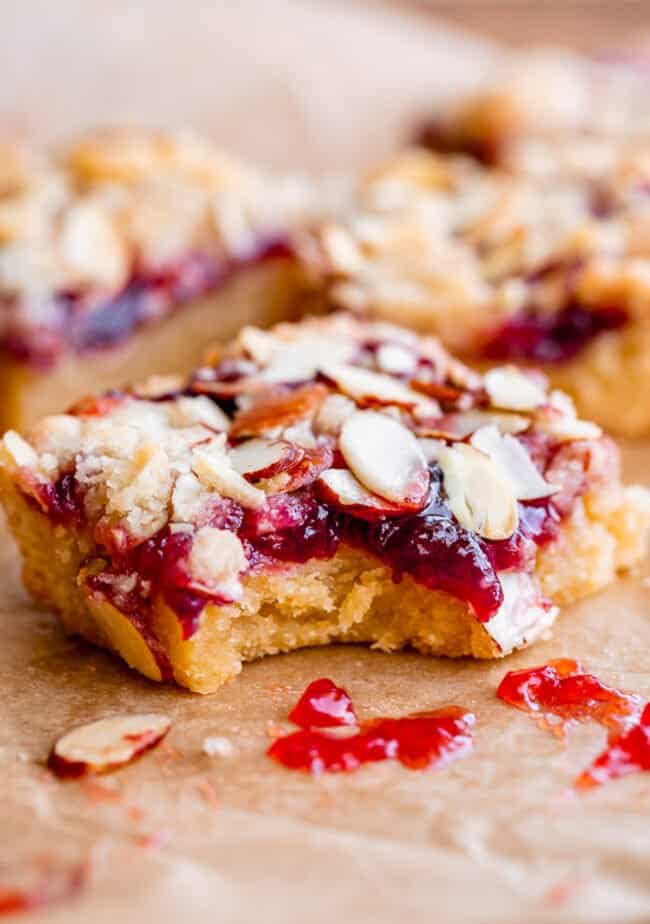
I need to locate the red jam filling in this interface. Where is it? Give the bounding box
[288,678,357,728]
[268,678,475,774]
[483,303,628,364]
[576,703,650,790]
[37,445,564,643]
[497,659,641,738]
[2,237,293,370]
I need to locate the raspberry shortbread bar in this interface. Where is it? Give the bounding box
[1,314,646,693]
[308,148,650,435]
[414,47,650,178]
[0,128,331,432]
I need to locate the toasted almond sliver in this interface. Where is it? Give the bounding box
[484,366,546,412]
[229,438,302,481]
[192,437,266,509]
[321,363,437,415]
[48,714,171,778]
[438,443,519,540]
[317,467,404,516]
[339,410,429,506]
[1,430,39,468]
[533,407,602,442]
[230,383,328,439]
[470,425,555,500]
[375,343,417,376]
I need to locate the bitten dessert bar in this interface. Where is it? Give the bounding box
[306,146,650,435]
[0,128,334,431]
[1,314,646,692]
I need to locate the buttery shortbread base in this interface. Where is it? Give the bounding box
[0,261,307,433]
[3,474,646,694]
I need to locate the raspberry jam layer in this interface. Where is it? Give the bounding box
[2,237,293,370]
[497,659,641,738]
[268,678,475,774]
[483,304,628,364]
[44,454,562,640]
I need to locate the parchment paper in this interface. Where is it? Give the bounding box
[2,3,650,922]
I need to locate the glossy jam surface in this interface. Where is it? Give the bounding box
[3,238,292,369]
[483,304,628,364]
[288,678,357,728]
[41,447,563,640]
[576,703,650,790]
[497,659,641,738]
[268,678,475,774]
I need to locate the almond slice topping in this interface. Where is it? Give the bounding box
[470,425,555,500]
[48,714,171,778]
[192,435,266,509]
[339,410,429,508]
[320,363,438,415]
[438,443,519,540]
[533,406,602,442]
[229,438,303,482]
[484,366,546,412]
[316,468,409,521]
[230,383,328,439]
[0,430,39,469]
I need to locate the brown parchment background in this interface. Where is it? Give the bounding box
[3,2,650,922]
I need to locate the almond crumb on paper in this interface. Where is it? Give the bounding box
[202,736,234,758]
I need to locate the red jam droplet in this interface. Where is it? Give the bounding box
[288,678,357,728]
[497,659,641,738]
[576,703,650,790]
[269,680,474,774]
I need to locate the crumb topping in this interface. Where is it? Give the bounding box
[0,128,342,358]
[0,314,617,643]
[304,145,650,356]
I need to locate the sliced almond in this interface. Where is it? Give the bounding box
[339,410,429,508]
[320,363,438,416]
[260,443,334,495]
[229,438,303,482]
[0,430,39,469]
[470,425,555,500]
[132,374,185,400]
[533,406,602,442]
[230,383,328,439]
[48,714,171,778]
[375,343,417,376]
[314,394,356,436]
[484,366,546,412]
[419,408,530,442]
[316,468,409,521]
[438,443,518,540]
[192,436,266,509]
[261,335,358,385]
[417,437,447,463]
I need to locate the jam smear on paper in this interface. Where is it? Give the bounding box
[498,659,650,791]
[269,679,474,774]
[576,703,650,790]
[497,658,641,739]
